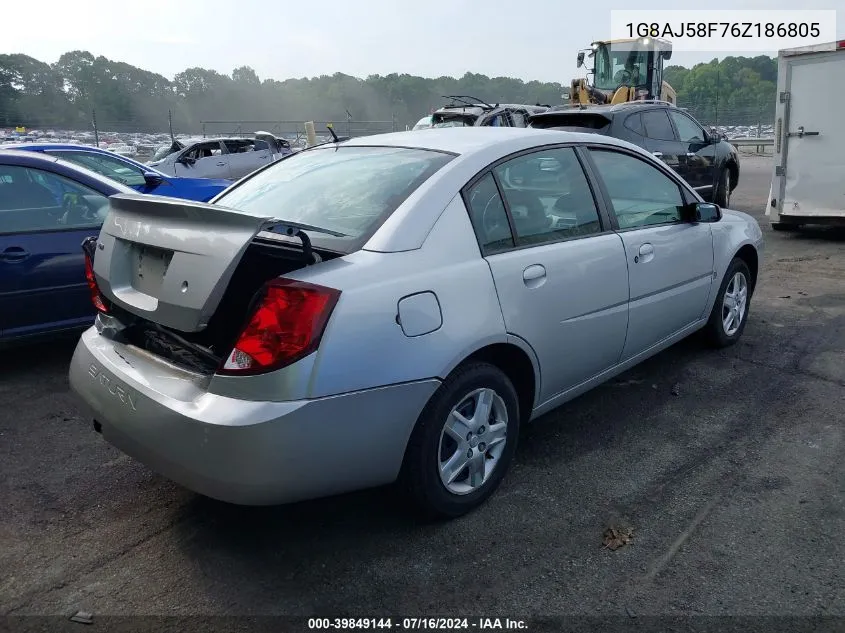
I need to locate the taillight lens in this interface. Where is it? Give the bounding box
[84,251,108,313]
[219,279,340,375]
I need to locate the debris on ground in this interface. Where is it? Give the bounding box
[614,379,644,387]
[69,611,93,625]
[671,383,681,396]
[602,526,633,551]
[779,295,792,299]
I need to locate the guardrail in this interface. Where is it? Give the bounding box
[727,137,774,147]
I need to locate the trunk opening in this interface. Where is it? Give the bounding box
[110,237,341,374]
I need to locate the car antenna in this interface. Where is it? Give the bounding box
[326,124,340,143]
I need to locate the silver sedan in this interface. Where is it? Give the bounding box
[69,127,764,518]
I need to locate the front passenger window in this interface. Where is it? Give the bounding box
[0,165,108,233]
[669,111,706,143]
[589,149,685,229]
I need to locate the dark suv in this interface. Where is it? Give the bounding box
[430,96,549,128]
[528,102,739,207]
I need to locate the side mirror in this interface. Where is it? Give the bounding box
[685,202,722,222]
[142,171,164,186]
[178,155,195,165]
[708,128,722,143]
[576,52,585,68]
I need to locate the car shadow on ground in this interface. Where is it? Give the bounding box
[167,332,713,574]
[773,226,845,242]
[0,334,79,376]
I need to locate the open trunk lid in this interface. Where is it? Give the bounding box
[93,193,276,332]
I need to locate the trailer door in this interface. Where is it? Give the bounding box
[776,49,845,221]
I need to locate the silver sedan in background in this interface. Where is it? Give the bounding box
[69,128,763,519]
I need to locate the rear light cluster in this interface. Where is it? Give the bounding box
[219,279,340,376]
[82,238,108,313]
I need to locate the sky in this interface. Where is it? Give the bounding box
[3,0,843,84]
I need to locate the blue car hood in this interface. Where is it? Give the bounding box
[175,177,232,188]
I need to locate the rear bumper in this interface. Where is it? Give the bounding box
[69,327,440,505]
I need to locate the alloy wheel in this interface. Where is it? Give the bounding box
[437,388,508,495]
[722,271,748,336]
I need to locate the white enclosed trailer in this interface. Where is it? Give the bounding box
[766,40,845,229]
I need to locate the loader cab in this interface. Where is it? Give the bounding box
[578,38,674,104]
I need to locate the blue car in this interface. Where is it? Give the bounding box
[10,143,231,203]
[0,149,138,345]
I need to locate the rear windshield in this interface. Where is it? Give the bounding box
[212,145,454,242]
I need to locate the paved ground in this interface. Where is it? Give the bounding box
[2,154,843,618]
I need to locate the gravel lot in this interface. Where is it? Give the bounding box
[1,153,843,620]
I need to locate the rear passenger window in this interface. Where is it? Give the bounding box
[464,173,514,254]
[624,113,645,136]
[0,165,108,234]
[641,110,676,141]
[494,147,601,244]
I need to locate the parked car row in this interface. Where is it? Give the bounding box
[8,143,231,202]
[527,102,740,207]
[413,98,740,208]
[147,133,294,181]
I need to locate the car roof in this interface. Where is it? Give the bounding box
[0,148,136,194]
[7,142,170,176]
[434,103,548,114]
[536,101,678,119]
[339,127,640,156]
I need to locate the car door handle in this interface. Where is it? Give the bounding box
[686,152,696,157]
[523,264,547,288]
[634,243,654,264]
[0,246,30,262]
[652,151,663,158]
[216,161,226,166]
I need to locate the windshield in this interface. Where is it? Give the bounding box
[213,145,454,241]
[431,117,474,128]
[50,150,152,187]
[593,45,650,91]
[150,142,181,163]
[412,116,432,130]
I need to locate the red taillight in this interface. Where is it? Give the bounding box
[219,279,340,375]
[84,252,108,313]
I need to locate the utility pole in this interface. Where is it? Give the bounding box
[168,109,174,142]
[92,109,99,147]
[714,67,720,127]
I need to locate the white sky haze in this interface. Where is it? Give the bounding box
[4,0,842,82]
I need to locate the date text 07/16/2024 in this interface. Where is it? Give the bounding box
[307,618,528,630]
[625,22,821,39]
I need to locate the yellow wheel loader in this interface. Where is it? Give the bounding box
[569,38,676,106]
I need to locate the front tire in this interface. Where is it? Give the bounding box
[703,257,752,348]
[401,362,520,519]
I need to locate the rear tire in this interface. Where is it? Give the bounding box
[772,222,799,232]
[400,362,520,520]
[703,257,752,348]
[714,166,731,207]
